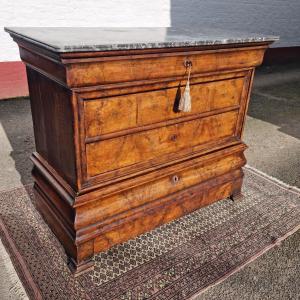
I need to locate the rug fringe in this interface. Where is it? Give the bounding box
[0,239,28,300]
[245,165,300,194]
[0,183,33,195]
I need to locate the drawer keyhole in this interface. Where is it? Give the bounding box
[170,134,178,142]
[171,175,180,184]
[184,60,193,68]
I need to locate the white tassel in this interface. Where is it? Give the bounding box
[178,65,192,112]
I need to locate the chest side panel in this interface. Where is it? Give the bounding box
[27,67,77,188]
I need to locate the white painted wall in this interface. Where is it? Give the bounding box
[0,0,171,61]
[1,0,299,62]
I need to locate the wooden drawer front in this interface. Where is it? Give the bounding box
[67,47,265,87]
[77,147,246,228]
[86,110,239,177]
[84,77,244,138]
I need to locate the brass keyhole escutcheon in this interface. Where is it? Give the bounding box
[171,175,180,184]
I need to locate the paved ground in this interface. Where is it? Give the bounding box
[0,63,299,299]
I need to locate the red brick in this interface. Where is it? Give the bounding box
[0,61,29,100]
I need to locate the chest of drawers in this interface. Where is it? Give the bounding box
[6,27,277,275]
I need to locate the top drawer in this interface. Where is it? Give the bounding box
[67,47,265,87]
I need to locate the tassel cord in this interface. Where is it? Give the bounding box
[178,64,192,112]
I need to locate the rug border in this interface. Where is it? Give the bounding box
[245,165,300,195]
[0,166,299,300]
[0,218,43,300]
[188,223,300,300]
[188,165,300,300]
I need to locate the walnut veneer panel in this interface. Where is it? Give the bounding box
[86,110,239,176]
[67,47,265,87]
[77,149,245,230]
[84,76,245,137]
[27,68,77,188]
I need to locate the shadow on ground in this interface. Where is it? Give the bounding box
[249,63,300,140]
[0,99,35,190]
[243,63,300,187]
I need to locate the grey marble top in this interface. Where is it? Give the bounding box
[5,27,279,53]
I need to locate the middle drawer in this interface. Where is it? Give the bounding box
[86,110,239,177]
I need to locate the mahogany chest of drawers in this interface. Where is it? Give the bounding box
[6,27,277,275]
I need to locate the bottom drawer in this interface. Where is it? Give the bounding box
[76,145,246,229]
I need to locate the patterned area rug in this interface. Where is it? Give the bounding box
[0,166,300,300]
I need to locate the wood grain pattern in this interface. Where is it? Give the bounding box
[77,70,249,96]
[8,31,272,274]
[84,76,245,137]
[76,149,246,229]
[86,110,239,176]
[67,47,266,87]
[27,67,77,188]
[92,169,243,253]
[75,143,247,203]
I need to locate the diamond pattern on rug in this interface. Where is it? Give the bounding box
[90,190,260,285]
